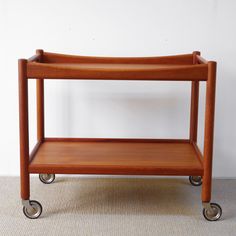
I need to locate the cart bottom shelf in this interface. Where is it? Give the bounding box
[29,139,203,176]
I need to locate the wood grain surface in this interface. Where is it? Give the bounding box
[29,140,203,175]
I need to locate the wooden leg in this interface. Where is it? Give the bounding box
[18,59,30,200]
[36,79,44,141]
[36,49,45,142]
[190,51,200,143]
[189,81,199,143]
[202,61,217,202]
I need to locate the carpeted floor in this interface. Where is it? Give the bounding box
[0,177,235,236]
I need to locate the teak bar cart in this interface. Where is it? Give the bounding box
[18,50,222,221]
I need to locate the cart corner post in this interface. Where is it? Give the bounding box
[202,61,217,202]
[36,49,45,142]
[36,49,44,58]
[18,59,30,200]
[189,51,200,143]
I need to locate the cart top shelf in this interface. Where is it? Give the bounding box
[23,50,213,81]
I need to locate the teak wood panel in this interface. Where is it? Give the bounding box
[29,140,203,175]
[27,62,208,80]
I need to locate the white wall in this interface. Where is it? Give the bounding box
[1,0,235,177]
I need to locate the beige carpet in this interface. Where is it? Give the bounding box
[0,177,235,236]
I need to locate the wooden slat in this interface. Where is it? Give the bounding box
[29,140,203,175]
[43,52,194,64]
[27,62,208,81]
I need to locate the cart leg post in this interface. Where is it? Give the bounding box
[201,61,222,221]
[35,50,56,184]
[18,59,30,200]
[36,78,44,141]
[19,59,43,219]
[189,80,199,143]
[189,51,202,186]
[190,51,200,144]
[36,49,44,142]
[202,61,216,203]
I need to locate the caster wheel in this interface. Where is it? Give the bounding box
[189,176,202,186]
[203,203,222,221]
[23,200,42,219]
[39,174,55,184]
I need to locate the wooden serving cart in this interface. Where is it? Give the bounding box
[18,50,222,220]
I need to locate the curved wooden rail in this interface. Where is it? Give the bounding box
[42,51,194,64]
